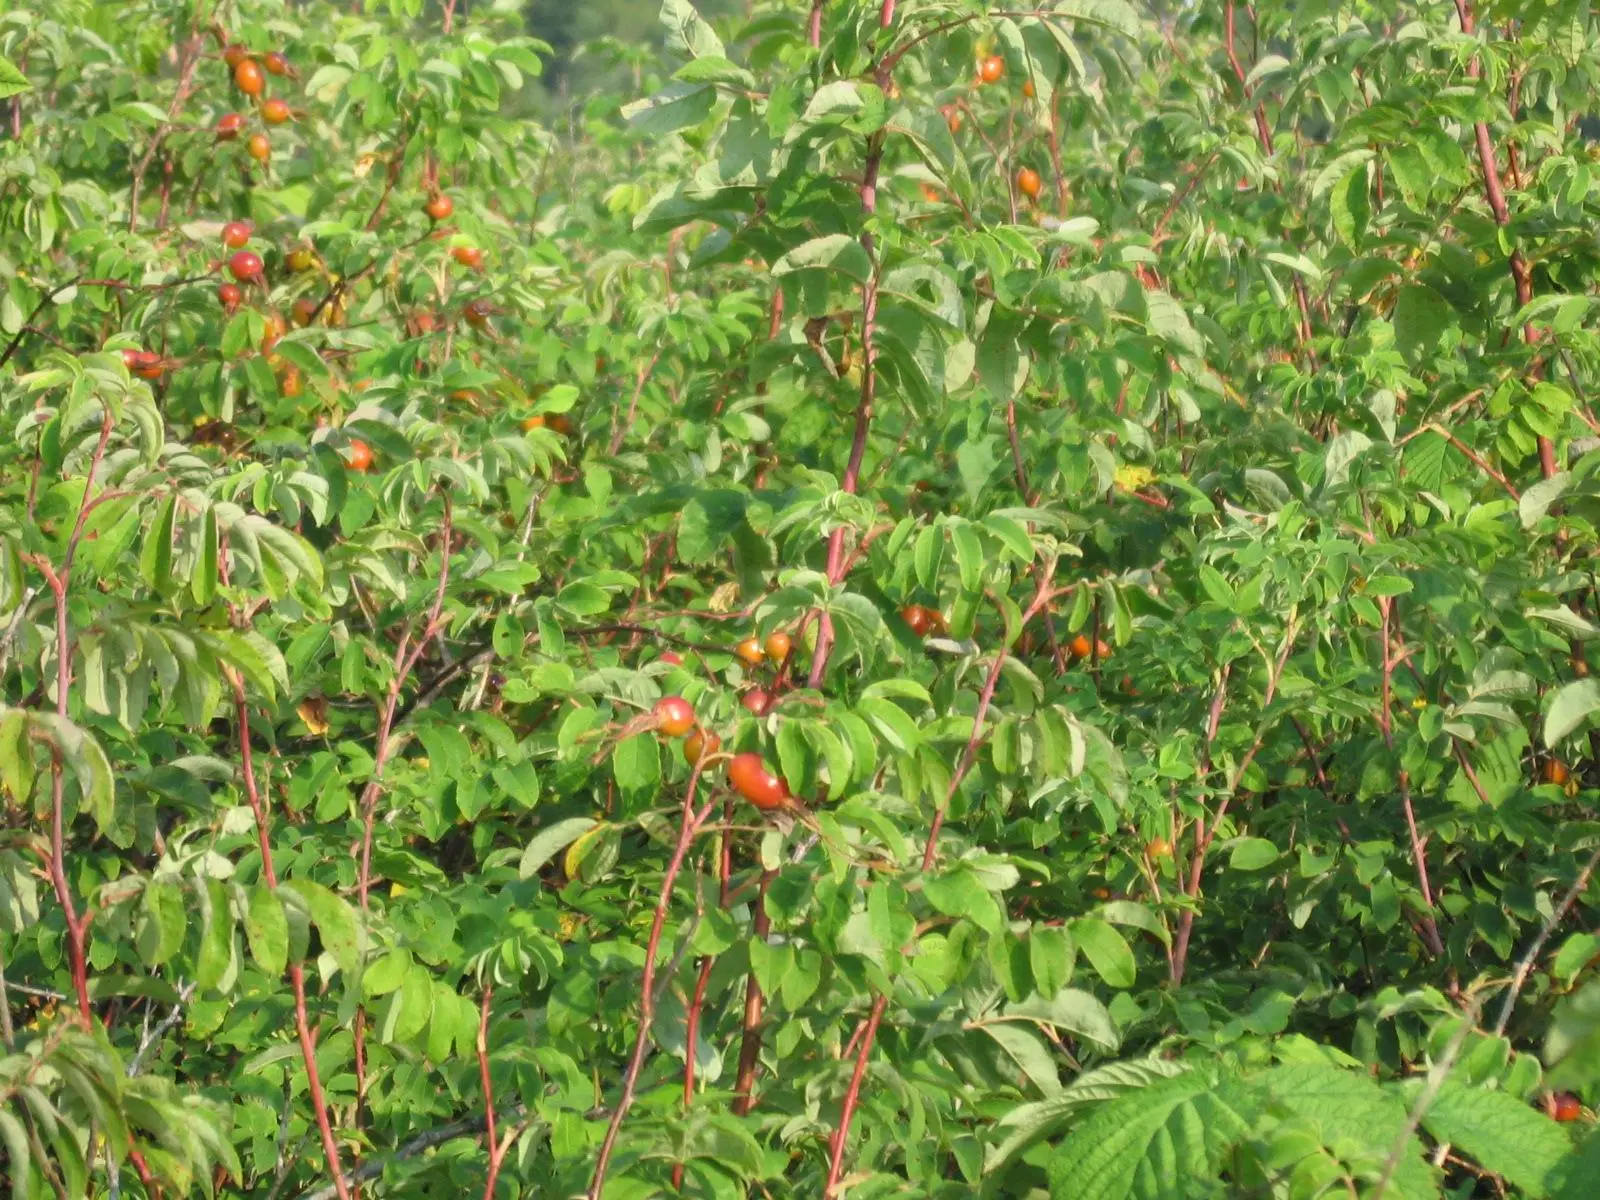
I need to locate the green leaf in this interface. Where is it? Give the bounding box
[986,1057,1189,1179]
[1545,679,1600,746]
[1416,1077,1572,1197]
[923,867,1001,933]
[519,817,598,879]
[0,709,35,807]
[284,879,361,977]
[1070,917,1135,989]
[1393,284,1454,360]
[1552,1129,1600,1200]
[245,885,288,976]
[1002,988,1120,1052]
[139,493,177,592]
[0,1109,30,1200]
[772,235,872,283]
[660,0,723,59]
[1257,1064,1436,1196]
[0,57,29,101]
[192,503,218,606]
[1227,837,1280,871]
[1045,1068,1259,1199]
[980,1022,1063,1096]
[1547,981,1600,1090]
[612,733,660,794]
[195,877,234,991]
[137,880,186,966]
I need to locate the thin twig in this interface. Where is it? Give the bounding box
[1371,996,1485,1200]
[587,762,720,1200]
[293,1108,524,1200]
[1492,844,1600,1036]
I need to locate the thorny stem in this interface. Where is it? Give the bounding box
[1380,597,1445,957]
[731,872,774,1115]
[1170,616,1302,984]
[32,408,116,1025]
[476,984,521,1200]
[607,349,662,455]
[1452,0,1553,479]
[672,793,734,1190]
[1493,844,1600,1036]
[353,501,453,1136]
[587,763,719,1200]
[826,560,1058,1189]
[808,0,897,686]
[232,675,352,1200]
[128,25,204,234]
[358,499,454,912]
[823,996,887,1197]
[1224,3,1315,356]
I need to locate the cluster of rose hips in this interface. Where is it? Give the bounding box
[1067,633,1112,663]
[649,694,791,811]
[933,53,1044,205]
[216,41,297,166]
[166,37,484,472]
[732,630,794,717]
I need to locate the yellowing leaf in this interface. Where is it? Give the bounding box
[1113,465,1156,493]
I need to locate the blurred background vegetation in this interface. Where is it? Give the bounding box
[524,0,746,108]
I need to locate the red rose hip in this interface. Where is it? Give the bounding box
[727,753,791,811]
[653,696,696,738]
[228,250,264,282]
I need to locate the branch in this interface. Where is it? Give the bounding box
[1452,0,1552,478]
[808,0,898,687]
[1380,597,1445,957]
[126,982,194,1077]
[128,27,204,234]
[1225,2,1315,356]
[1493,843,1600,1036]
[232,675,352,1200]
[587,762,720,1200]
[731,871,774,1115]
[0,278,82,372]
[826,562,1058,1190]
[824,996,888,1197]
[294,1108,523,1200]
[1372,996,1484,1200]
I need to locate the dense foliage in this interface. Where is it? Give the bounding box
[6,0,1600,1196]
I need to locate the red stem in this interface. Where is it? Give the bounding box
[673,793,733,1190]
[731,872,773,1115]
[1452,0,1551,477]
[233,679,353,1200]
[826,566,1059,1185]
[587,767,718,1200]
[1224,2,1315,354]
[353,502,452,1121]
[1379,598,1445,956]
[823,996,887,1196]
[479,984,510,1200]
[33,409,116,1023]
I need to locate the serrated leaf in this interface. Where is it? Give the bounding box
[772,234,872,283]
[245,885,288,976]
[284,879,361,977]
[1046,1068,1259,1199]
[1416,1077,1572,1196]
